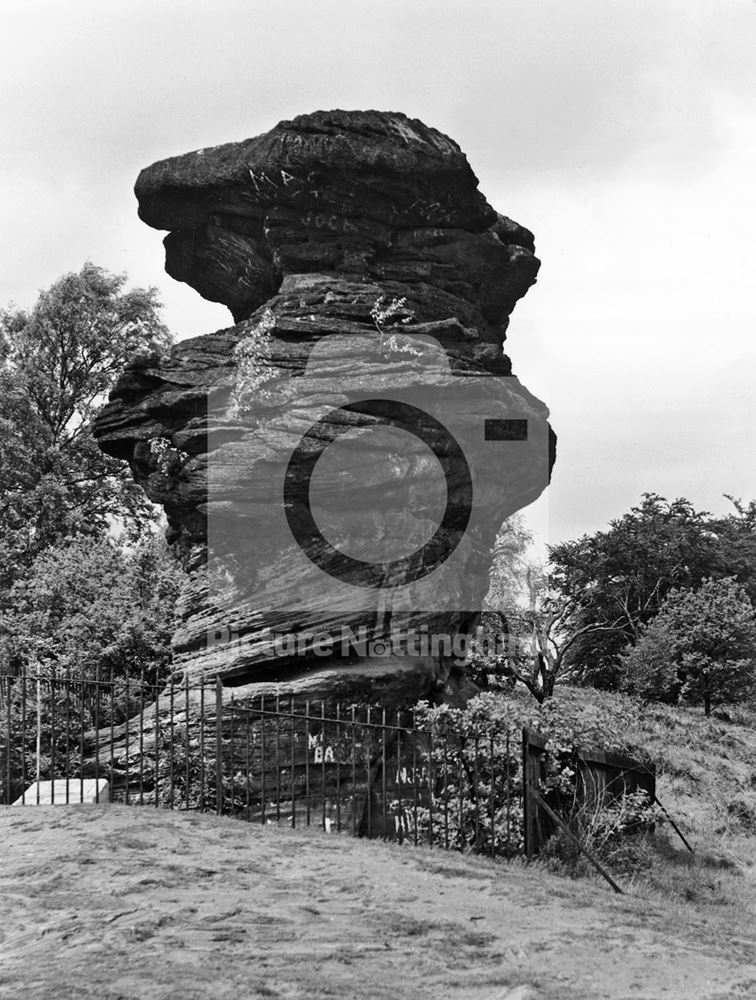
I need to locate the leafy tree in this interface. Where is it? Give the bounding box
[473,564,624,702]
[621,577,756,714]
[484,513,534,614]
[473,518,626,700]
[468,515,533,690]
[549,494,723,688]
[0,263,171,592]
[1,533,184,685]
[707,496,756,605]
[0,534,185,802]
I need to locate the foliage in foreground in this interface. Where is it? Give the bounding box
[412,691,651,858]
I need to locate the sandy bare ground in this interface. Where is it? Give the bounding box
[0,806,755,1000]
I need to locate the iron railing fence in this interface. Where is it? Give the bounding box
[223,698,523,857]
[0,668,215,808]
[0,670,525,858]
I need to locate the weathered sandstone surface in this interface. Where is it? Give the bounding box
[94,110,554,707]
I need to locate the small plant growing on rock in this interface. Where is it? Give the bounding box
[370,295,419,357]
[149,437,189,475]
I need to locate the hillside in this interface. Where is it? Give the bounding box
[0,805,754,999]
[2,690,756,1000]
[525,685,756,909]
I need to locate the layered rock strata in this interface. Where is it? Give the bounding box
[94,110,554,707]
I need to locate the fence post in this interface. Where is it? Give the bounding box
[522,728,531,861]
[3,674,12,805]
[522,727,549,859]
[36,672,42,804]
[215,679,223,815]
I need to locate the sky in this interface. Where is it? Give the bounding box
[1,0,754,552]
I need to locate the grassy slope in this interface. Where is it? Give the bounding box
[2,804,756,1000]
[527,685,756,912]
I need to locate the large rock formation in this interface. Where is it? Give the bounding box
[94,110,554,708]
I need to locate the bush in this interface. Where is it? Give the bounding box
[412,696,524,856]
[622,577,756,713]
[412,692,652,861]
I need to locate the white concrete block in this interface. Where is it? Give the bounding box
[12,779,110,805]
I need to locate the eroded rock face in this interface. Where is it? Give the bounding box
[94,110,554,707]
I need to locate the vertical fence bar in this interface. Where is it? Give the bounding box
[79,676,85,807]
[275,694,281,824]
[320,702,326,832]
[335,704,342,833]
[184,673,190,810]
[35,673,41,804]
[305,699,311,827]
[138,667,145,805]
[154,681,161,808]
[427,723,434,849]
[109,668,115,805]
[245,715,251,818]
[473,729,480,849]
[260,696,266,825]
[94,667,101,805]
[489,731,495,859]
[290,697,296,829]
[506,730,511,859]
[123,667,131,805]
[380,708,388,840]
[169,676,175,810]
[21,666,27,804]
[443,719,450,851]
[49,667,56,804]
[365,706,372,838]
[350,705,356,837]
[229,693,236,815]
[215,679,223,816]
[124,671,130,806]
[4,673,11,805]
[457,754,464,850]
[199,680,206,811]
[412,708,419,846]
[395,710,403,845]
[522,729,532,862]
[64,670,71,804]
